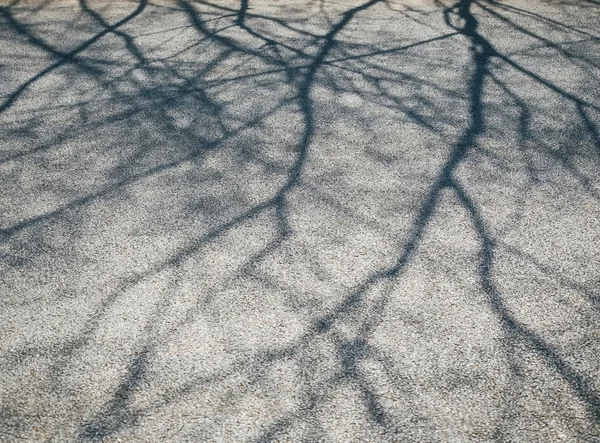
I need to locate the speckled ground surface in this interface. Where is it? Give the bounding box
[1,0,599,441]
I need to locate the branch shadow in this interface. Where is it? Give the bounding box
[0,0,599,441]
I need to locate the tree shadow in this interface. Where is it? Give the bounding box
[1,0,599,441]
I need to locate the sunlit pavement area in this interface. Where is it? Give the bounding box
[1,0,599,441]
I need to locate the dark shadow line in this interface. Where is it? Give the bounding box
[325,31,460,64]
[79,346,151,441]
[452,179,600,424]
[78,0,148,64]
[0,97,293,240]
[484,0,600,39]
[0,0,148,114]
[477,0,600,70]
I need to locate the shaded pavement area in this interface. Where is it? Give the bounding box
[1,0,599,441]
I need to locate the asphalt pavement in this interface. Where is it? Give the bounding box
[1,0,599,441]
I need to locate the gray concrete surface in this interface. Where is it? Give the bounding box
[0,0,599,441]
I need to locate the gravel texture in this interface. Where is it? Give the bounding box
[0,0,599,441]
